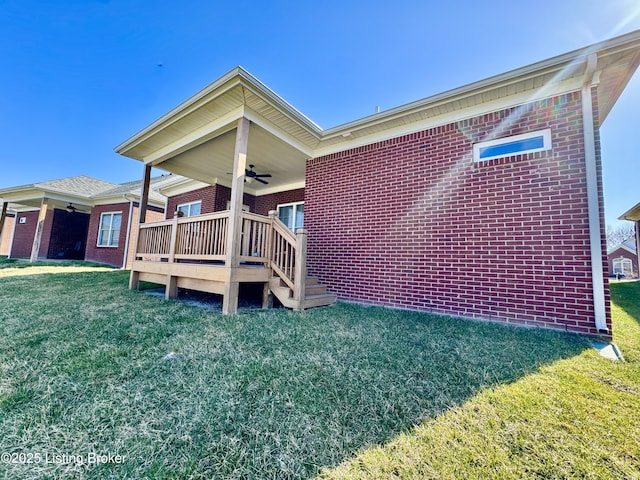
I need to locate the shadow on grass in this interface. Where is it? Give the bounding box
[0,269,591,479]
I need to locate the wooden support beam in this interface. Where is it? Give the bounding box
[166,276,178,299]
[293,228,308,310]
[222,117,250,315]
[129,163,151,288]
[139,164,152,224]
[0,201,7,250]
[29,197,48,263]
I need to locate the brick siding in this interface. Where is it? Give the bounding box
[254,188,305,215]
[166,184,303,217]
[10,211,39,258]
[305,91,611,336]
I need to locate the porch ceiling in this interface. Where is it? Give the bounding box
[157,122,308,194]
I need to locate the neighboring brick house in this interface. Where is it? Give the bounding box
[116,31,640,336]
[607,239,638,278]
[619,201,640,279]
[0,175,168,267]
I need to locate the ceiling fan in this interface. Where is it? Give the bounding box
[66,203,87,213]
[244,165,272,185]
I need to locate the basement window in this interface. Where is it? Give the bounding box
[473,129,552,162]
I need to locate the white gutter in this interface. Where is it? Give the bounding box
[121,195,134,269]
[581,53,608,333]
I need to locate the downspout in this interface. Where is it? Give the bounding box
[122,195,135,269]
[581,53,608,333]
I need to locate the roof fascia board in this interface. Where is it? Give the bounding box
[92,196,164,208]
[117,66,322,159]
[243,106,315,157]
[619,201,640,221]
[321,30,640,139]
[145,106,244,165]
[608,244,636,255]
[158,178,212,196]
[116,67,244,155]
[312,76,585,158]
[237,68,323,135]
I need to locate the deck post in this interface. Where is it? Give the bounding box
[129,163,152,290]
[222,117,250,314]
[29,197,48,263]
[165,212,180,299]
[0,201,7,250]
[293,228,308,310]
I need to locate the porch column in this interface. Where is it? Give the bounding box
[29,197,48,263]
[222,117,250,314]
[139,164,151,224]
[129,164,152,289]
[0,201,7,250]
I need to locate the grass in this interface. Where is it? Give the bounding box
[0,263,637,479]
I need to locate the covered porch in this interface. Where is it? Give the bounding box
[117,68,334,313]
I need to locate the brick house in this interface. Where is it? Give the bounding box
[619,200,640,277]
[116,31,640,337]
[606,239,638,278]
[0,175,167,268]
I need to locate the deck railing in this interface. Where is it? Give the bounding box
[134,210,307,304]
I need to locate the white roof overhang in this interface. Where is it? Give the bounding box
[115,30,640,193]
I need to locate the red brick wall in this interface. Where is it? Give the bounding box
[86,202,164,267]
[305,91,611,336]
[166,185,217,217]
[85,203,130,267]
[10,211,39,258]
[0,214,15,256]
[254,188,305,216]
[166,184,260,216]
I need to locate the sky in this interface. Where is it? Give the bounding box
[1,0,639,228]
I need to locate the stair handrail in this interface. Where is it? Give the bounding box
[268,211,307,309]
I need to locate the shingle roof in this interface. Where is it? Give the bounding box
[34,175,118,197]
[92,176,168,203]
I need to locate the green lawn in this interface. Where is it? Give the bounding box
[0,262,638,479]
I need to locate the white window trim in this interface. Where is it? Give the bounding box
[176,200,202,217]
[613,257,633,275]
[97,211,122,248]
[473,128,552,162]
[277,201,304,231]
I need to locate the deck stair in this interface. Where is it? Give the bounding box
[269,275,336,310]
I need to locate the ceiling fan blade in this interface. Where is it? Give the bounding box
[254,173,272,178]
[255,177,269,185]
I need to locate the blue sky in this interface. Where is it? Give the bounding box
[1,0,639,227]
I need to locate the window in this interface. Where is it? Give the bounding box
[473,129,552,162]
[277,202,304,231]
[613,257,633,276]
[97,212,122,247]
[177,201,201,217]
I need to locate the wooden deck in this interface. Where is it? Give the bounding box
[129,210,335,313]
